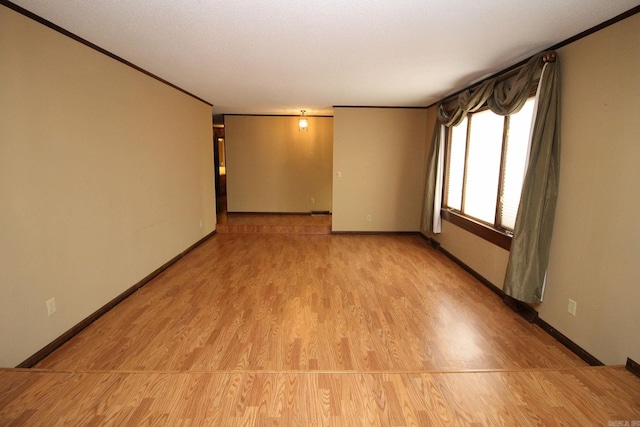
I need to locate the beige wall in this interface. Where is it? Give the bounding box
[538,13,640,365]
[225,115,333,213]
[0,7,216,367]
[333,108,428,232]
[427,13,640,365]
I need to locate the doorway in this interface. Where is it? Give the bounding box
[213,120,226,218]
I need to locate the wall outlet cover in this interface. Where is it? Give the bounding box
[568,298,577,316]
[46,298,56,316]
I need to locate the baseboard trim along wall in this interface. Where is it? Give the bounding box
[535,318,604,366]
[419,233,605,367]
[227,211,326,216]
[17,230,217,368]
[420,234,506,299]
[331,231,418,235]
[626,358,640,378]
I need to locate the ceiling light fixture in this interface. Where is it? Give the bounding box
[298,110,308,132]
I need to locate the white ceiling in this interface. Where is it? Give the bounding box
[9,0,640,115]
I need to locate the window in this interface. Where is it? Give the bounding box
[442,97,536,248]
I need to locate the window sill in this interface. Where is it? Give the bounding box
[440,209,512,251]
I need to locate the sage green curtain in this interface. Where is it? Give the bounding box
[421,51,560,303]
[488,53,544,115]
[503,56,560,303]
[421,79,496,232]
[438,78,495,126]
[421,125,442,233]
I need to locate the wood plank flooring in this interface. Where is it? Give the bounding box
[2,233,639,425]
[34,234,583,372]
[2,367,639,426]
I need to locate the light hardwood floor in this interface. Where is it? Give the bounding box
[1,233,639,425]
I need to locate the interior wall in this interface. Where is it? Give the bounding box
[0,6,216,367]
[426,12,640,365]
[333,107,428,232]
[536,12,640,365]
[224,115,333,213]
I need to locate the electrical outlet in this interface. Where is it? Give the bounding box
[567,298,577,316]
[366,214,372,222]
[199,220,203,228]
[311,197,315,204]
[46,298,56,316]
[336,171,342,178]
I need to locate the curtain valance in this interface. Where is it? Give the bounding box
[421,50,560,304]
[436,51,556,126]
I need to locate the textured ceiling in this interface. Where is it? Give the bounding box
[8,0,640,115]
